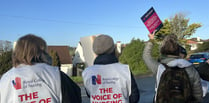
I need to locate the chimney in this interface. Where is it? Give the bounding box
[116,41,121,54]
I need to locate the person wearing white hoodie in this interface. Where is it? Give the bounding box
[0,34,81,103]
[143,33,203,103]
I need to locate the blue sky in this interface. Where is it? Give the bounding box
[0,0,209,47]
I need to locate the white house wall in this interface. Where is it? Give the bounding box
[60,64,73,76]
[80,35,97,67]
[72,43,85,66]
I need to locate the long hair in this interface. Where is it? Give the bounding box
[13,34,52,67]
[160,34,180,56]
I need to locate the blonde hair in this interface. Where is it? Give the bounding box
[13,34,51,67]
[160,34,180,56]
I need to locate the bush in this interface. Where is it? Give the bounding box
[119,39,149,75]
[195,41,209,52]
[0,51,12,76]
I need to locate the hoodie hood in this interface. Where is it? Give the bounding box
[167,59,192,68]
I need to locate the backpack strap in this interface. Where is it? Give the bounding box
[161,63,182,70]
[161,63,170,70]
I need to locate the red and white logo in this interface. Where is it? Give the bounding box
[12,77,22,90]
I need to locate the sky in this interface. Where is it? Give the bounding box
[0,0,209,47]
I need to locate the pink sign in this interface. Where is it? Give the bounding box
[141,7,163,33]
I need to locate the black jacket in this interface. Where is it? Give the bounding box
[61,71,82,103]
[91,54,140,103]
[196,62,209,81]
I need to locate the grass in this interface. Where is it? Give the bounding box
[71,76,83,84]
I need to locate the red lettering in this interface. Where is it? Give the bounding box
[25,92,33,100]
[92,94,111,100]
[117,93,122,99]
[113,94,122,99]
[99,88,113,93]
[18,94,25,101]
[46,98,51,103]
[118,100,122,103]
[96,95,100,100]
[92,95,97,100]
[92,100,122,103]
[33,92,38,99]
[109,88,113,93]
[39,99,45,103]
[113,94,117,99]
[18,92,39,101]
[103,94,111,100]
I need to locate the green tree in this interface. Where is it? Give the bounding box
[69,47,76,56]
[0,51,12,75]
[119,39,148,75]
[156,13,201,42]
[119,39,160,75]
[49,50,61,68]
[156,19,171,41]
[170,13,201,39]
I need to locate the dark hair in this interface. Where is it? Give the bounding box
[160,34,180,56]
[179,45,187,57]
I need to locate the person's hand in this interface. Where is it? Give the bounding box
[148,31,155,40]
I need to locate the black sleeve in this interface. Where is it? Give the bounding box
[196,62,209,81]
[60,71,82,103]
[129,72,140,103]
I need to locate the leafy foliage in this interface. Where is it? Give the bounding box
[49,50,61,68]
[170,13,201,39]
[0,40,12,52]
[69,47,76,56]
[156,19,171,40]
[156,13,201,42]
[119,39,148,75]
[0,51,12,76]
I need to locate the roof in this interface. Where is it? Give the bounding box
[47,46,72,64]
[189,38,203,42]
[186,40,198,44]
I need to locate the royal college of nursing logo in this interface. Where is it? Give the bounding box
[92,74,101,85]
[12,77,22,90]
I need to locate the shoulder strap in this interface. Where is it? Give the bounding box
[161,63,170,70]
[161,63,183,70]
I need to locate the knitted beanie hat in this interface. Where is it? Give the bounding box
[93,34,115,55]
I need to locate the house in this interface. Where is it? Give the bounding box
[47,46,73,76]
[186,37,204,51]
